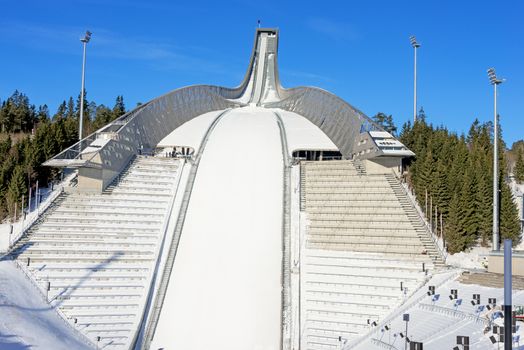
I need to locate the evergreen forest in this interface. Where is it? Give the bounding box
[0,90,127,221]
[397,114,522,253]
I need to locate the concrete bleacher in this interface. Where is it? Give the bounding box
[301,160,442,350]
[9,156,181,349]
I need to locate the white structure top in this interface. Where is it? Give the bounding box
[157,110,224,153]
[278,109,338,155]
[156,108,338,158]
[369,130,414,157]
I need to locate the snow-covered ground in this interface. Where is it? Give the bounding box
[151,107,283,350]
[0,260,91,350]
[350,270,524,350]
[0,171,75,253]
[446,246,491,270]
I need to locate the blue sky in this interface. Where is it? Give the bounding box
[0,0,522,146]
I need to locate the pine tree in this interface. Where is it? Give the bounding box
[445,194,466,253]
[447,137,468,195]
[432,159,450,215]
[66,97,75,119]
[53,119,67,149]
[459,163,479,245]
[417,107,427,122]
[43,124,58,159]
[54,101,67,120]
[6,165,27,218]
[112,96,126,120]
[514,147,524,183]
[414,149,435,207]
[92,105,114,130]
[499,181,521,244]
[475,158,492,245]
[372,112,397,136]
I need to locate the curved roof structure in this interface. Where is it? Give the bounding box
[44,28,412,185]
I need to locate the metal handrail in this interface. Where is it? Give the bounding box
[386,171,447,262]
[418,303,489,325]
[274,111,292,350]
[12,259,96,348]
[128,157,185,350]
[396,177,448,262]
[345,270,460,350]
[9,172,76,249]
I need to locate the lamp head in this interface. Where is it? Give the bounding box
[81,30,92,43]
[410,35,420,48]
[487,67,505,85]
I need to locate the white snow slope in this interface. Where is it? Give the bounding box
[157,110,224,153]
[151,107,284,350]
[0,260,91,350]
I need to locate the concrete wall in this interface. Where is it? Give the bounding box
[364,157,402,175]
[78,167,104,192]
[488,253,524,276]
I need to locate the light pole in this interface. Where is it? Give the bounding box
[488,67,505,251]
[79,30,92,146]
[403,313,410,350]
[503,239,512,350]
[410,36,421,123]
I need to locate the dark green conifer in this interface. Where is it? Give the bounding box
[514,147,524,183]
[499,181,521,244]
[445,194,466,253]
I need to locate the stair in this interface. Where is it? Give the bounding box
[9,155,182,350]
[300,160,434,349]
[384,173,446,268]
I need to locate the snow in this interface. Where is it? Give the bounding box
[156,110,224,153]
[446,246,491,270]
[0,260,91,350]
[350,268,524,350]
[1,171,75,253]
[351,269,524,350]
[276,109,338,155]
[151,107,283,350]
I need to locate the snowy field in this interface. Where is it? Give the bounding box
[0,260,90,350]
[151,107,283,350]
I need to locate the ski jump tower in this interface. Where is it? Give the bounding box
[12,28,439,350]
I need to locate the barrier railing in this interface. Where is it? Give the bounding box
[418,303,489,325]
[346,270,460,350]
[12,259,96,348]
[9,172,76,249]
[129,158,185,349]
[390,172,447,263]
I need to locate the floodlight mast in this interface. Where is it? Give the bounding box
[488,67,504,251]
[410,36,420,123]
[79,30,92,147]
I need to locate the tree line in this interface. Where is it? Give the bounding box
[512,140,524,183]
[0,90,127,221]
[397,114,521,253]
